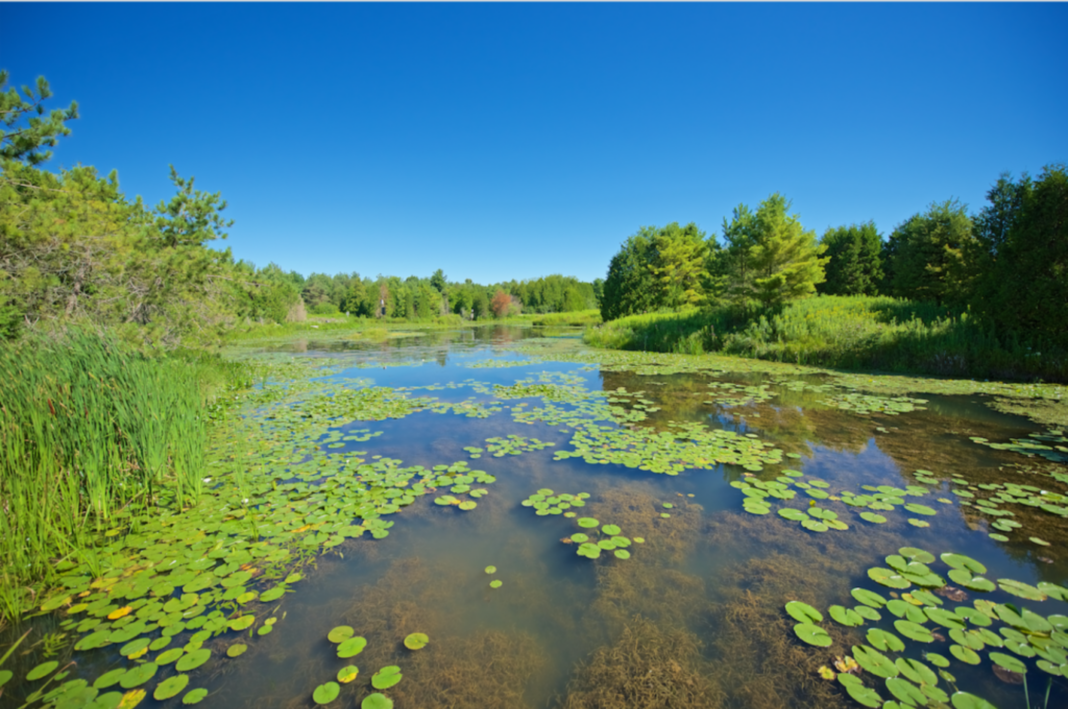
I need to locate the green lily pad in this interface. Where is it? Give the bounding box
[785,601,823,623]
[328,626,354,644]
[183,688,209,705]
[940,553,986,574]
[154,675,190,701]
[925,652,950,668]
[601,524,621,535]
[793,623,832,647]
[778,508,809,521]
[577,518,599,528]
[860,512,887,524]
[950,644,981,664]
[614,549,631,559]
[227,644,247,658]
[852,645,899,678]
[361,694,394,709]
[490,579,503,588]
[338,665,359,683]
[894,620,934,643]
[93,668,127,689]
[371,665,402,690]
[989,651,1027,673]
[845,682,883,708]
[895,657,937,685]
[998,579,1047,601]
[26,661,59,681]
[869,568,910,589]
[886,676,926,706]
[904,503,936,516]
[156,648,185,665]
[898,547,936,563]
[829,605,864,627]
[484,566,497,574]
[337,636,368,658]
[176,648,211,672]
[119,662,158,689]
[950,691,997,709]
[313,681,340,704]
[851,588,887,608]
[404,632,428,650]
[866,628,905,652]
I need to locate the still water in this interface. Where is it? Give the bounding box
[5,326,1067,709]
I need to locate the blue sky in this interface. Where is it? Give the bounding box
[3,2,1065,284]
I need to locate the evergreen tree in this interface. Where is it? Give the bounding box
[0,70,79,166]
[970,164,1068,348]
[883,199,973,305]
[650,222,709,309]
[718,204,759,310]
[818,221,884,296]
[600,228,658,320]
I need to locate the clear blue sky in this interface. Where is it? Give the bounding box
[3,2,1065,284]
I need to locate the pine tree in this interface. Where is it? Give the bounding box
[818,221,884,296]
[732,193,828,308]
[650,222,709,310]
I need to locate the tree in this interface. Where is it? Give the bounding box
[0,70,79,166]
[491,289,512,318]
[600,228,659,321]
[650,222,709,309]
[717,204,759,310]
[818,221,884,296]
[970,164,1068,348]
[153,166,233,248]
[883,199,973,305]
[430,268,447,293]
[720,194,827,308]
[471,289,489,319]
[592,278,604,307]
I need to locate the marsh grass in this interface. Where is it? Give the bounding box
[583,296,1068,382]
[0,331,231,616]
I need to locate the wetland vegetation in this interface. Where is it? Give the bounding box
[2,71,1067,709]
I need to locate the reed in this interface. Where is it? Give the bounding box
[0,330,220,610]
[583,295,1068,382]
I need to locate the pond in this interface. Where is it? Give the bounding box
[4,326,1067,709]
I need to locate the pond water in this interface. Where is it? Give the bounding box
[4,326,1068,709]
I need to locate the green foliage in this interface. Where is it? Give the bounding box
[0,331,238,597]
[154,165,232,248]
[883,199,974,305]
[744,194,828,308]
[0,69,79,166]
[583,295,1066,381]
[970,164,1068,350]
[601,228,658,321]
[818,222,883,296]
[651,222,710,309]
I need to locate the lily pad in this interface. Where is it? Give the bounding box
[175,648,211,672]
[940,553,986,574]
[154,675,190,701]
[950,644,981,664]
[361,694,393,709]
[119,663,158,689]
[894,620,934,643]
[490,579,503,588]
[484,566,496,574]
[601,524,621,535]
[371,665,402,690]
[182,688,209,705]
[785,601,823,623]
[989,651,1026,673]
[227,644,247,658]
[404,632,428,650]
[852,645,899,678]
[793,623,832,647]
[328,626,354,644]
[26,661,59,681]
[851,588,887,608]
[337,665,359,683]
[337,636,368,658]
[829,605,864,627]
[577,518,599,528]
[313,681,340,704]
[950,691,997,709]
[866,628,905,652]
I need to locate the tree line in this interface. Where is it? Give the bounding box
[0,72,597,347]
[601,168,1067,351]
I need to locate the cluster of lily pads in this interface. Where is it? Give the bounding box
[466,435,556,459]
[786,547,1068,708]
[318,625,424,708]
[430,461,495,511]
[970,430,1067,466]
[819,392,928,416]
[519,490,644,560]
[703,381,775,407]
[733,467,943,531]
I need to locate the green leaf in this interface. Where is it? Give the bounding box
[793,623,832,647]
[313,682,340,704]
[785,601,823,623]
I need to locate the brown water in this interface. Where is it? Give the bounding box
[4,326,1067,709]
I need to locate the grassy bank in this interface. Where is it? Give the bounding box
[0,331,248,618]
[583,295,1068,382]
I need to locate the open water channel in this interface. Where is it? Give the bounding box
[4,326,1067,709]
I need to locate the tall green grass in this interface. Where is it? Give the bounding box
[0,331,226,616]
[583,295,1068,382]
